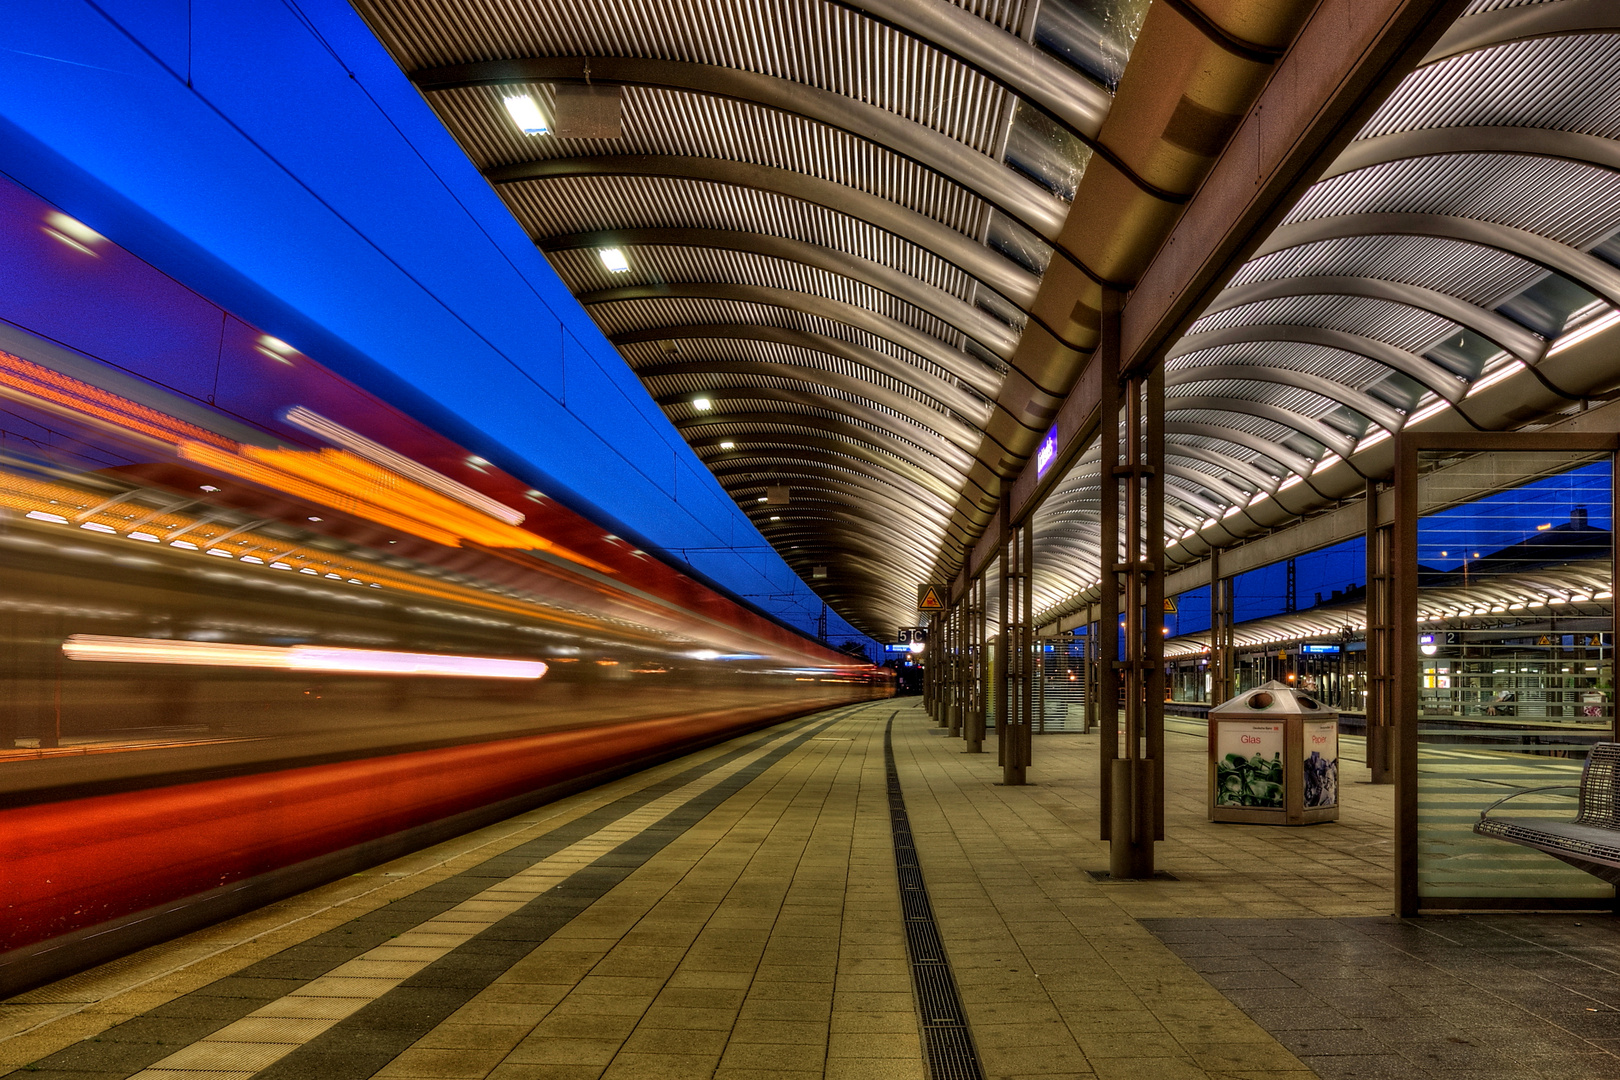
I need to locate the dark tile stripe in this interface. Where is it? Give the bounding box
[1145,915,1620,1080]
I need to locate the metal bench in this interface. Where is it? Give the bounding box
[1475,742,1620,886]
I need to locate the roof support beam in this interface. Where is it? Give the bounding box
[1164,362,1407,433]
[1203,273,1547,363]
[487,156,1041,306]
[1323,126,1620,182]
[654,387,975,469]
[829,0,1110,138]
[692,435,962,505]
[1251,212,1620,309]
[1422,0,1620,63]
[1168,323,1470,404]
[1165,395,1355,459]
[619,324,991,423]
[957,0,1468,592]
[677,413,987,500]
[1118,0,1471,376]
[640,360,983,449]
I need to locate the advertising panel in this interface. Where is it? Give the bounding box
[1303,720,1339,808]
[1214,722,1284,809]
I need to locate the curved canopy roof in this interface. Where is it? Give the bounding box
[354,0,1168,636]
[352,0,1611,637]
[1032,0,1620,628]
[1164,560,1617,659]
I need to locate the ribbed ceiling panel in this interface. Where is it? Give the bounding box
[1170,340,1421,393]
[363,0,1010,149]
[1189,295,1461,353]
[504,175,979,294]
[623,335,963,414]
[1364,36,1620,138]
[1228,235,1545,307]
[434,84,994,237]
[549,245,973,345]
[580,295,982,383]
[1284,154,1620,249]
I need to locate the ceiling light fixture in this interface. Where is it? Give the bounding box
[503,94,549,135]
[720,440,735,449]
[598,247,629,273]
[693,397,712,411]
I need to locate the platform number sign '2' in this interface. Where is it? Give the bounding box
[917,583,947,611]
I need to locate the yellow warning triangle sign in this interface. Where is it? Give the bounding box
[917,584,945,611]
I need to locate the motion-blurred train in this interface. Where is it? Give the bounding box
[0,182,887,995]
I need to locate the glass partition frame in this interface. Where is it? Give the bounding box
[1394,430,1620,916]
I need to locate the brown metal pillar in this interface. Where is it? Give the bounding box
[995,546,1008,767]
[1210,546,1234,704]
[1392,440,1420,917]
[1109,338,1162,876]
[1085,616,1099,735]
[965,579,978,757]
[967,574,985,752]
[1004,522,1032,785]
[1097,288,1121,847]
[1365,481,1394,783]
[1145,361,1165,840]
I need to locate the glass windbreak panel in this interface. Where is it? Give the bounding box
[1041,636,1087,729]
[1415,452,1614,901]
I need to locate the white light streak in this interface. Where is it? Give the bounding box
[63,635,548,679]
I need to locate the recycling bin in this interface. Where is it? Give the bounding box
[1208,680,1339,825]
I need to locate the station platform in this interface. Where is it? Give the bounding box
[3,701,1619,1080]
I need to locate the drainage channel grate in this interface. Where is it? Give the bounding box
[885,716,986,1080]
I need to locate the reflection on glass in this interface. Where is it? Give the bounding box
[1416,453,1615,900]
[1033,0,1150,91]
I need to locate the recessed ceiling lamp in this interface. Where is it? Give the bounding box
[503,94,549,135]
[720,440,735,449]
[598,247,629,273]
[692,397,712,411]
[42,212,103,255]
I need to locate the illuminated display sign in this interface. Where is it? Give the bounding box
[1036,425,1058,477]
[1301,644,1340,654]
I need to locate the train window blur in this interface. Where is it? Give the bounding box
[0,349,886,795]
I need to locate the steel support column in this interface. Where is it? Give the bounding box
[1365,482,1394,783]
[1084,619,1099,735]
[1211,546,1234,704]
[967,573,986,753]
[1098,292,1122,846]
[1108,301,1164,877]
[996,547,1008,768]
[1003,521,1033,785]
